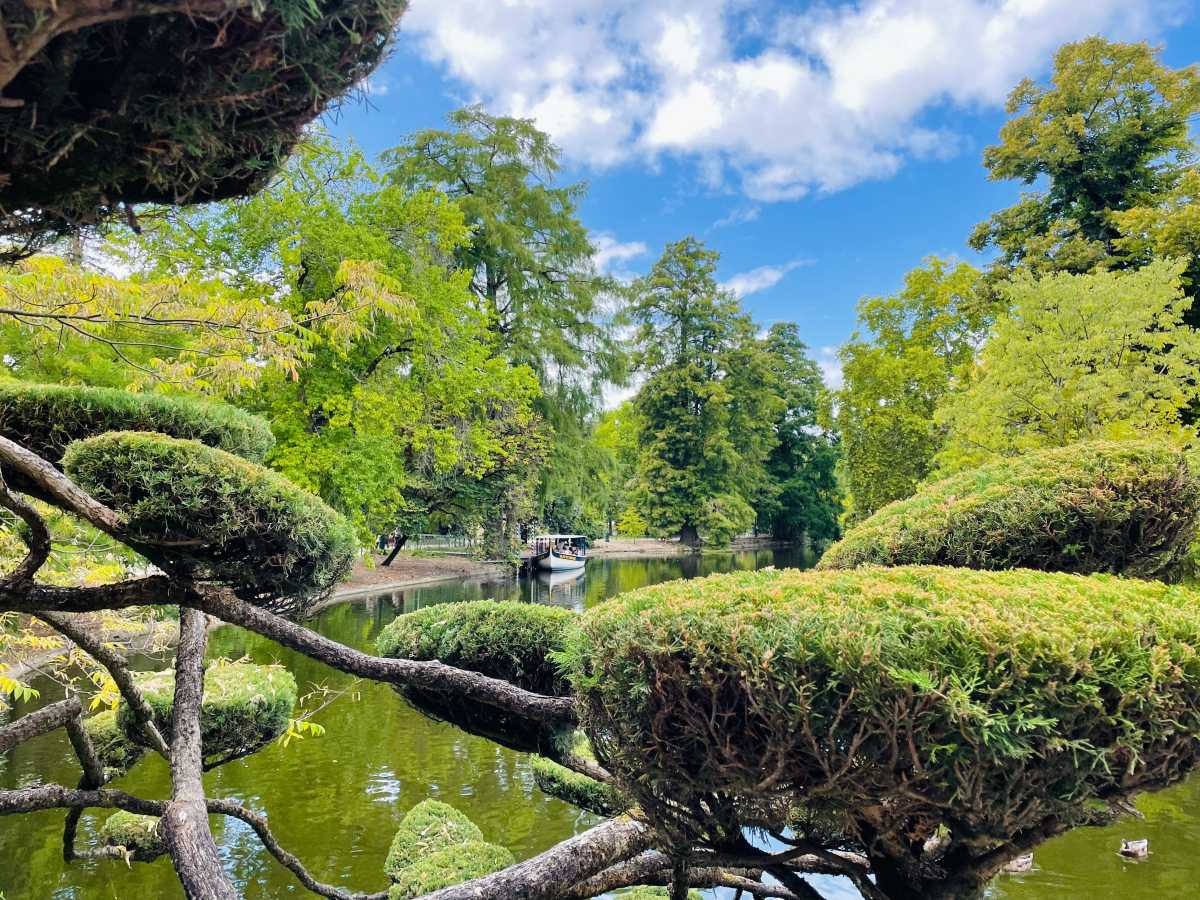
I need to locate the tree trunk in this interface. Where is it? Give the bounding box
[382,534,408,567]
[679,523,700,548]
[160,609,237,900]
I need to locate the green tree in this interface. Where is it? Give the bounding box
[629,238,780,547]
[832,258,993,520]
[934,260,1200,472]
[1112,165,1200,314]
[382,107,627,529]
[970,38,1200,276]
[754,323,841,544]
[133,139,544,542]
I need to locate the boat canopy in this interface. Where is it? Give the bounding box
[530,534,588,541]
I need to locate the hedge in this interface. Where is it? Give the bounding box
[818,441,1199,579]
[387,842,515,899]
[565,566,1200,851]
[0,382,274,464]
[64,432,355,610]
[83,709,145,777]
[377,601,575,696]
[530,755,627,816]
[99,811,166,861]
[384,800,484,881]
[118,661,296,764]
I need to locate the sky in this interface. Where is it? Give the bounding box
[323,0,1200,388]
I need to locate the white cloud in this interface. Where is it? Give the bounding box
[722,258,811,298]
[815,345,844,390]
[711,205,760,229]
[592,233,648,273]
[399,0,1173,199]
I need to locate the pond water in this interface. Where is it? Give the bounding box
[1,549,1198,900]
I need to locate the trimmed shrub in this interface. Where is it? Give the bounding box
[530,755,627,816]
[387,841,515,899]
[565,566,1200,862]
[618,889,701,900]
[117,661,296,764]
[384,800,484,881]
[99,811,165,861]
[0,382,274,464]
[64,432,355,610]
[376,601,575,695]
[818,441,1199,579]
[83,709,145,776]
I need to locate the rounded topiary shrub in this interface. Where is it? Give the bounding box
[377,601,577,754]
[0,382,274,464]
[387,841,515,899]
[376,601,575,696]
[63,432,355,610]
[565,566,1200,855]
[818,441,1199,579]
[384,800,484,881]
[117,661,296,765]
[84,709,146,777]
[99,811,165,861]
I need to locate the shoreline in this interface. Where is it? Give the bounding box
[331,536,794,598]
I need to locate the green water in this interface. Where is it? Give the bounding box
[2,549,1198,900]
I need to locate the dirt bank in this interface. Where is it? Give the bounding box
[333,554,509,598]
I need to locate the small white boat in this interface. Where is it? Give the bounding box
[529,534,589,571]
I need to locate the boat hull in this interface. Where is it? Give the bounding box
[536,549,587,571]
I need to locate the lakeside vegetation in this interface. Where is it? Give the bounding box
[3,4,1200,899]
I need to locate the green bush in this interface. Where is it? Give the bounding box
[387,841,515,899]
[83,709,145,776]
[565,566,1200,860]
[377,601,575,696]
[99,811,165,861]
[618,889,701,900]
[530,755,627,816]
[117,661,296,764]
[64,432,355,610]
[384,800,484,881]
[818,441,1199,579]
[0,382,274,464]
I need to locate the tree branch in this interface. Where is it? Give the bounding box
[419,817,654,900]
[159,608,236,899]
[190,588,577,727]
[37,610,170,755]
[0,697,83,752]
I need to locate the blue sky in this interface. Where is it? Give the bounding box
[324,0,1200,386]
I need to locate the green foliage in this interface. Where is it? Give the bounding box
[754,323,841,544]
[383,799,484,881]
[118,661,296,764]
[971,37,1200,274]
[530,755,627,816]
[565,565,1200,861]
[376,601,574,695]
[83,709,145,777]
[99,811,165,862]
[618,889,701,900]
[387,841,515,900]
[820,441,1198,579]
[832,257,994,521]
[0,381,274,465]
[383,106,622,391]
[384,107,627,543]
[0,0,407,260]
[137,139,545,543]
[934,261,1200,471]
[630,238,782,547]
[63,432,355,611]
